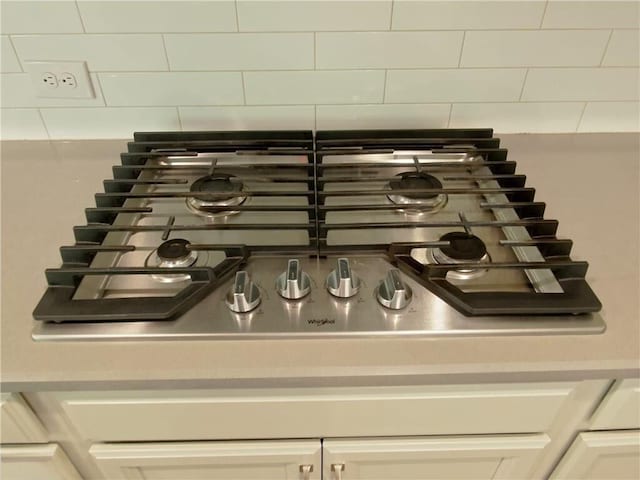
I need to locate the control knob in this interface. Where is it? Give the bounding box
[226,271,261,313]
[326,258,360,298]
[376,269,412,310]
[276,259,311,300]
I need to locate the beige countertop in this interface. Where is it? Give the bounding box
[1,133,638,391]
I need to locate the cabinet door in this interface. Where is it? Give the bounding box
[0,444,82,480]
[551,431,640,479]
[323,434,549,480]
[0,393,48,443]
[90,440,321,480]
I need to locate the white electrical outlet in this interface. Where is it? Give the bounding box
[25,61,95,98]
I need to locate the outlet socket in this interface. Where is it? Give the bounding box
[25,61,94,98]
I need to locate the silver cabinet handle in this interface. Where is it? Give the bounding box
[299,464,313,480]
[331,463,345,480]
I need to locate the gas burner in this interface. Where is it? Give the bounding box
[145,238,200,283]
[186,174,246,217]
[428,232,491,280]
[387,172,447,214]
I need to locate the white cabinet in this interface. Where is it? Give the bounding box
[0,444,82,480]
[590,379,640,430]
[323,435,550,480]
[551,431,640,479]
[89,440,322,480]
[0,393,48,443]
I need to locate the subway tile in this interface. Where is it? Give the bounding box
[98,72,244,106]
[602,30,640,67]
[179,106,315,130]
[1,109,48,139]
[386,69,526,103]
[1,1,83,34]
[522,68,640,101]
[41,107,180,139]
[578,102,640,132]
[1,73,105,108]
[12,35,168,72]
[165,34,313,71]
[316,32,462,69]
[316,104,450,130]
[542,1,640,29]
[461,30,610,68]
[244,71,385,105]
[77,1,236,33]
[450,102,585,133]
[392,1,545,30]
[237,0,392,31]
[1,36,21,72]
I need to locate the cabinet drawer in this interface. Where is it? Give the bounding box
[590,379,640,430]
[0,393,48,443]
[0,444,82,480]
[55,382,577,441]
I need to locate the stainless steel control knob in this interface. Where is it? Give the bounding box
[326,258,360,298]
[226,271,261,313]
[376,269,412,310]
[276,259,311,300]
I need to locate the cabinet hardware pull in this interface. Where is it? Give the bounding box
[332,463,345,480]
[299,464,313,480]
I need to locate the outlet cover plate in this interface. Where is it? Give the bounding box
[24,61,95,99]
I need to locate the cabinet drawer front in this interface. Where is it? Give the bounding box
[590,379,640,430]
[0,444,82,480]
[55,383,576,441]
[90,440,321,480]
[0,393,48,443]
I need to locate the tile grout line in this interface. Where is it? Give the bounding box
[389,0,394,30]
[457,31,466,67]
[518,68,530,101]
[599,30,614,66]
[36,108,52,140]
[7,36,24,72]
[539,0,549,29]
[446,103,453,127]
[176,107,184,131]
[94,74,107,107]
[240,71,247,105]
[313,32,317,69]
[382,69,388,103]
[73,0,87,33]
[234,0,240,32]
[576,102,589,132]
[160,34,171,71]
[314,104,317,131]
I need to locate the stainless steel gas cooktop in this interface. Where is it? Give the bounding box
[32,129,604,340]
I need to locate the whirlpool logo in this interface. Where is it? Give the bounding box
[307,318,336,326]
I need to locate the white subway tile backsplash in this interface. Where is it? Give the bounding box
[1,73,105,108]
[237,0,392,31]
[578,102,640,132]
[542,1,640,29]
[386,69,526,103]
[41,107,180,139]
[522,68,640,101]
[1,36,21,72]
[602,30,640,67]
[450,102,585,133]
[461,30,610,67]
[76,1,236,33]
[165,34,313,71]
[98,72,244,106]
[12,35,168,72]
[1,109,48,139]
[179,106,315,130]
[392,1,546,30]
[0,1,83,34]
[316,104,450,130]
[244,70,385,105]
[316,32,462,69]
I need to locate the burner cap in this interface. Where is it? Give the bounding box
[190,174,243,202]
[438,232,487,261]
[157,238,192,261]
[389,173,443,200]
